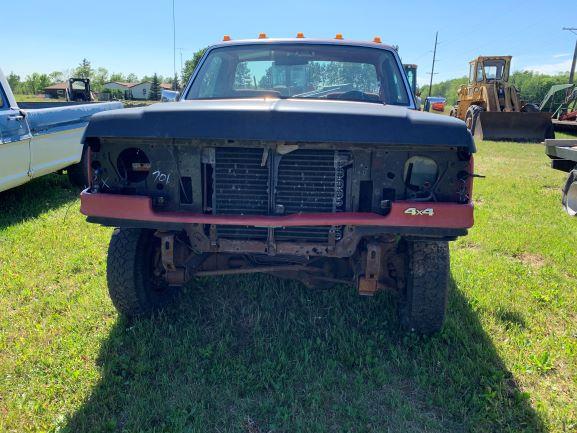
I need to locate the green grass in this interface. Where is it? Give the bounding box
[13,94,51,102]
[1,139,577,432]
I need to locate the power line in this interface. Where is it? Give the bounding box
[172,0,176,79]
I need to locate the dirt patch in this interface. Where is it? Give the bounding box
[456,240,481,251]
[515,252,546,269]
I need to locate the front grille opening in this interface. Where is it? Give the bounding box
[211,147,351,243]
[275,226,331,242]
[276,149,340,213]
[179,176,193,205]
[359,180,373,212]
[214,147,269,215]
[202,163,213,213]
[216,225,267,240]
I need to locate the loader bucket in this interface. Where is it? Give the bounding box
[474,112,554,142]
[553,119,577,133]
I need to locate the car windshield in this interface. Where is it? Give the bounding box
[185,44,410,105]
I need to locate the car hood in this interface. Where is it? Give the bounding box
[84,99,475,151]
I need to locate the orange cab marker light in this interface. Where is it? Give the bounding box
[373,36,382,43]
[335,33,343,40]
[296,32,305,38]
[258,33,267,39]
[222,35,231,41]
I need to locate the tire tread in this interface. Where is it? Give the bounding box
[400,241,449,334]
[107,229,148,317]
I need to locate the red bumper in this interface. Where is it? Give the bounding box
[80,191,473,229]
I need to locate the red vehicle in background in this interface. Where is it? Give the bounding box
[425,96,446,112]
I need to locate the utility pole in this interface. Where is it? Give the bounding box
[172,0,176,81]
[563,27,577,84]
[427,31,438,99]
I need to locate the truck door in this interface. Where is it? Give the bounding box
[0,87,32,192]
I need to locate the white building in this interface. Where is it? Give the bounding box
[102,81,173,100]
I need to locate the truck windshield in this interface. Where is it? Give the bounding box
[185,44,410,105]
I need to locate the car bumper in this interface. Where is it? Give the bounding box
[80,191,474,229]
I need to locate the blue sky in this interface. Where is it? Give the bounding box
[3,0,575,85]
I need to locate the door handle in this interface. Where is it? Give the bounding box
[7,114,24,121]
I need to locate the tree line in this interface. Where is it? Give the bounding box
[419,71,571,106]
[6,58,179,96]
[11,50,568,105]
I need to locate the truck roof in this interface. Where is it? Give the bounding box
[207,37,396,51]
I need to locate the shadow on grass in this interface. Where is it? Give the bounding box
[0,175,78,230]
[64,275,545,433]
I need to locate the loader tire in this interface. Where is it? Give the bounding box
[398,240,449,334]
[107,228,179,318]
[521,103,539,112]
[465,105,483,135]
[562,169,577,216]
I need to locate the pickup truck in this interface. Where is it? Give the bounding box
[80,36,476,334]
[545,138,577,215]
[0,68,122,192]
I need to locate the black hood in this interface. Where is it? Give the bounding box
[84,99,475,151]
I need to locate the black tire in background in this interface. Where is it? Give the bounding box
[398,240,450,334]
[465,105,483,135]
[562,169,577,216]
[107,228,179,318]
[67,145,89,188]
[521,103,540,112]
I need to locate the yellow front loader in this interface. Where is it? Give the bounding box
[449,56,554,142]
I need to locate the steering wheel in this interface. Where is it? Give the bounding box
[335,90,369,101]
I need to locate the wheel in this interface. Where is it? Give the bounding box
[521,103,539,112]
[398,240,449,334]
[465,105,483,135]
[449,106,458,117]
[562,169,577,216]
[107,228,179,318]
[67,145,89,188]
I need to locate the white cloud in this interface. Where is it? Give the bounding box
[553,52,571,58]
[522,59,572,75]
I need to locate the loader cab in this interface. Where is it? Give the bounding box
[469,56,511,84]
[67,78,92,102]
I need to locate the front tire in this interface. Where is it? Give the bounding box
[107,228,179,318]
[399,240,449,334]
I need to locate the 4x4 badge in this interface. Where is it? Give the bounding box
[404,207,434,216]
